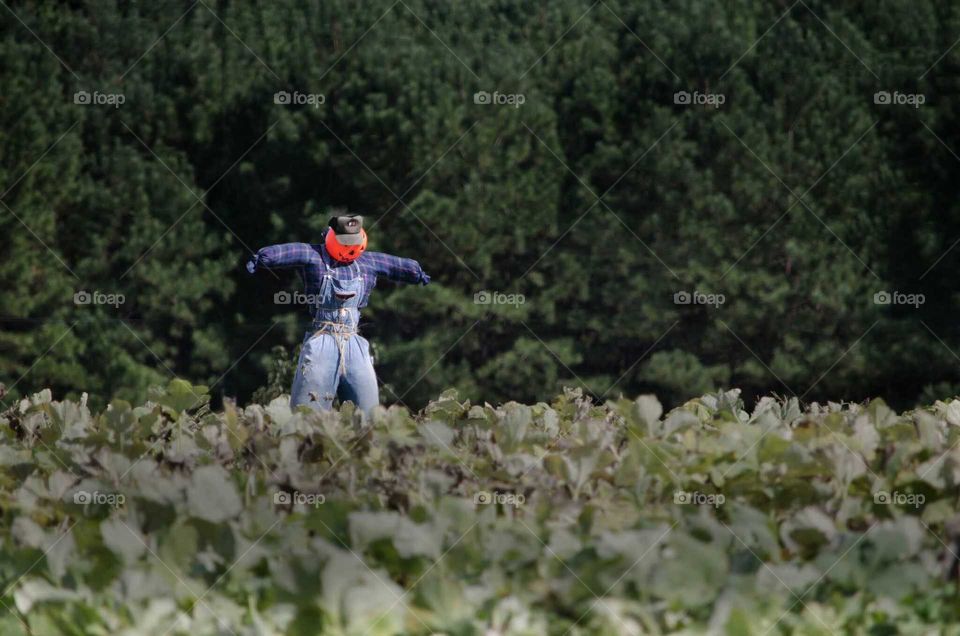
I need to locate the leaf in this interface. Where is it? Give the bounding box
[662,410,699,436]
[425,392,467,423]
[158,522,200,570]
[393,518,442,560]
[650,533,728,606]
[223,400,249,453]
[186,465,242,523]
[780,507,837,556]
[499,403,532,451]
[635,395,663,435]
[320,552,406,634]
[726,503,779,560]
[265,396,293,428]
[11,517,46,549]
[14,579,84,614]
[945,400,960,427]
[44,528,76,582]
[756,562,821,594]
[418,421,455,449]
[104,400,136,435]
[921,498,955,524]
[867,399,899,429]
[157,379,208,414]
[348,511,402,551]
[562,445,603,496]
[100,518,147,563]
[542,454,566,479]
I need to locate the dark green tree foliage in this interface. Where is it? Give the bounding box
[1,0,959,410]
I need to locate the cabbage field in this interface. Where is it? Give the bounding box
[2,382,960,635]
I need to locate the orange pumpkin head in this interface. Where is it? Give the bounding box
[325,215,367,262]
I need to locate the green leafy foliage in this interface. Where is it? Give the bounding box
[1,383,960,633]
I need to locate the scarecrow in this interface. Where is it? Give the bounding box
[247,214,431,412]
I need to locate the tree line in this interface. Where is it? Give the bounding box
[2,0,959,410]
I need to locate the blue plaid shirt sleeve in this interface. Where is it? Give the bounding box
[364,251,431,285]
[246,243,315,273]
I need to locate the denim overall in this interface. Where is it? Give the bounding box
[289,259,379,413]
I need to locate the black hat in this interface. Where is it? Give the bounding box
[328,214,364,245]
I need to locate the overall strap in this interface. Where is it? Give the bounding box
[312,258,364,377]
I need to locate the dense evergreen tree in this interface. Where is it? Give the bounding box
[1,0,959,410]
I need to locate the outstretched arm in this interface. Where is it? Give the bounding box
[365,251,431,285]
[246,243,315,273]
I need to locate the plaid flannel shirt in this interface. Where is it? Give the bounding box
[246,230,430,308]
